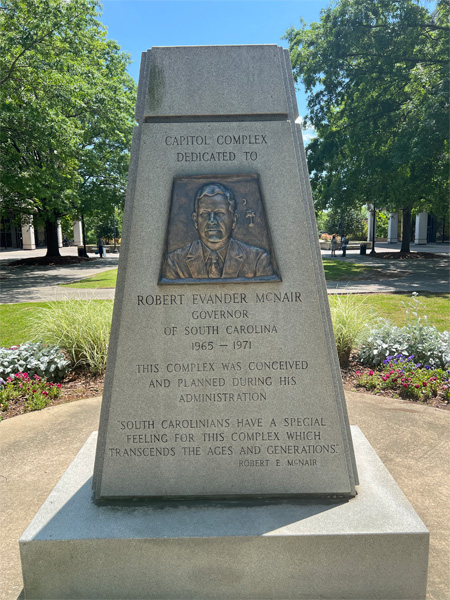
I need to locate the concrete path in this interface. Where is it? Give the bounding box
[0,248,118,303]
[1,243,449,303]
[1,391,448,600]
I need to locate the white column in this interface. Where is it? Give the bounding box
[388,213,399,243]
[367,210,376,241]
[414,212,428,245]
[57,220,63,248]
[73,220,83,246]
[21,217,36,250]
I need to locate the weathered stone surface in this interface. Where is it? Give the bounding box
[135,45,289,121]
[93,45,358,500]
[20,429,429,600]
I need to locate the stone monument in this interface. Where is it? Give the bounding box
[20,45,429,599]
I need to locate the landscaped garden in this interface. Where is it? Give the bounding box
[0,291,448,420]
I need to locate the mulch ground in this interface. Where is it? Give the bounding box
[8,255,91,267]
[374,252,445,259]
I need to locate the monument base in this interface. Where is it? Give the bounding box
[20,427,428,600]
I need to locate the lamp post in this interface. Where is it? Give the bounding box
[370,202,376,255]
[112,208,118,253]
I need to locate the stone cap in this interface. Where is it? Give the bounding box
[136,45,290,121]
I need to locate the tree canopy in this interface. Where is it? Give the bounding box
[285,0,449,251]
[0,0,136,256]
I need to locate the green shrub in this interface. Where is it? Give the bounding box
[329,294,372,367]
[0,342,70,382]
[28,299,113,375]
[358,294,449,368]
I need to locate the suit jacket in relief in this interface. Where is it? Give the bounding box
[163,238,275,280]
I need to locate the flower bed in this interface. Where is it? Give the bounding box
[346,355,449,408]
[0,372,62,414]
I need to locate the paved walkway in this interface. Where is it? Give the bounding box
[0,248,118,303]
[0,391,448,600]
[1,243,449,303]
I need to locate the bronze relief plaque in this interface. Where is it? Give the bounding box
[159,174,280,284]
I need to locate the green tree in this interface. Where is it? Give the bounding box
[0,0,136,257]
[286,0,449,252]
[322,206,368,240]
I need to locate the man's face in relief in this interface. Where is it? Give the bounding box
[193,193,237,251]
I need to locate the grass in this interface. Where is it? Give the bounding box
[59,260,373,289]
[1,294,448,350]
[329,295,373,367]
[27,299,114,374]
[61,269,118,288]
[329,293,450,332]
[322,259,374,280]
[0,300,113,348]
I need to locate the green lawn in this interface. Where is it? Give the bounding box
[329,293,450,332]
[1,294,448,348]
[0,300,113,348]
[62,269,118,288]
[61,260,373,289]
[322,259,374,280]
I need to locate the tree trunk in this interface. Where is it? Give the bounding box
[45,219,61,258]
[400,207,412,253]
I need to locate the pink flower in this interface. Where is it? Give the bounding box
[414,384,420,388]
[43,391,48,396]
[368,370,374,376]
[423,382,427,387]
[34,375,41,380]
[403,384,408,388]
[56,384,62,388]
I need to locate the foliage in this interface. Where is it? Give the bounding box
[357,294,449,368]
[0,342,70,381]
[285,0,450,253]
[28,299,113,374]
[329,294,372,367]
[0,371,62,414]
[321,206,368,239]
[0,0,136,257]
[355,356,450,403]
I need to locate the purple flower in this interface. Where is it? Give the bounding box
[0,378,5,386]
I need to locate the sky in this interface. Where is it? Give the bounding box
[99,0,332,128]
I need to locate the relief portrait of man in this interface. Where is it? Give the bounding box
[162,182,276,281]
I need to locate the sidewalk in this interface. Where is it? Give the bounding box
[1,391,449,600]
[1,243,449,303]
[0,247,117,303]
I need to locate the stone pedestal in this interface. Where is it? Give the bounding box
[20,427,429,600]
[415,212,428,245]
